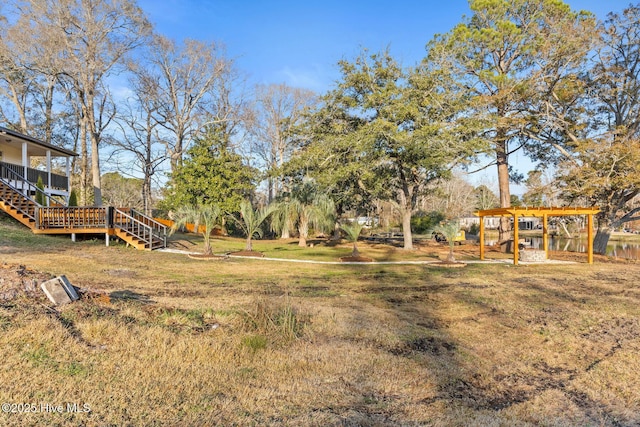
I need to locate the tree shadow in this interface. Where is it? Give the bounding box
[109,289,154,304]
[320,265,637,425]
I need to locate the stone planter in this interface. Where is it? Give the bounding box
[519,249,546,262]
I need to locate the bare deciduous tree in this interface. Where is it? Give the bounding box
[146,35,230,171]
[17,0,151,205]
[112,67,168,215]
[249,83,317,202]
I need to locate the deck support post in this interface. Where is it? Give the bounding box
[543,214,548,260]
[587,214,594,264]
[71,233,76,242]
[513,213,519,266]
[105,233,109,247]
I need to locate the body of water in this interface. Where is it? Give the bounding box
[525,236,640,260]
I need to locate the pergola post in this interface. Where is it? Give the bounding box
[543,214,548,260]
[479,215,485,261]
[513,213,519,265]
[587,214,594,264]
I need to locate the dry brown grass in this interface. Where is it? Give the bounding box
[0,220,639,426]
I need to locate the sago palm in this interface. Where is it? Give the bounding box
[434,220,461,263]
[341,221,365,257]
[230,200,275,251]
[169,204,222,255]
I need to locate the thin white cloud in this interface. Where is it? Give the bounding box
[276,64,333,92]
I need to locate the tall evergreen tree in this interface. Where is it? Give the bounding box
[434,0,596,242]
[161,125,256,214]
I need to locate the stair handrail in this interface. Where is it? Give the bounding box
[129,209,168,233]
[128,209,168,248]
[0,162,56,208]
[113,208,166,249]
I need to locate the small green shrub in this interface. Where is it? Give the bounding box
[68,189,78,207]
[467,223,480,235]
[35,176,47,206]
[411,211,445,234]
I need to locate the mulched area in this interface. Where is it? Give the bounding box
[228,251,265,258]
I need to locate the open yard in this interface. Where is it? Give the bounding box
[0,216,639,426]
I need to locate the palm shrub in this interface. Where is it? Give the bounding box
[271,181,335,247]
[230,200,275,252]
[341,221,365,257]
[434,220,461,263]
[270,198,296,239]
[169,204,222,255]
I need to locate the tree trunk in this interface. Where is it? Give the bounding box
[80,123,89,206]
[593,226,612,255]
[267,177,274,204]
[142,174,152,216]
[298,216,308,247]
[203,237,212,255]
[246,236,253,252]
[333,221,342,241]
[496,137,512,243]
[447,244,455,263]
[401,207,413,250]
[91,134,102,206]
[280,227,291,239]
[352,242,360,257]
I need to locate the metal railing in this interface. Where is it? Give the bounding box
[0,164,55,222]
[0,160,68,191]
[113,208,167,250]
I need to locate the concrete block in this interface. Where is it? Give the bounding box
[40,276,79,305]
[41,278,73,305]
[58,275,79,301]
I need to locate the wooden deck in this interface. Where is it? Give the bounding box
[1,173,167,250]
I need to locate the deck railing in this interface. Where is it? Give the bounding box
[130,209,168,244]
[0,160,68,191]
[0,163,55,212]
[113,208,167,250]
[36,206,109,230]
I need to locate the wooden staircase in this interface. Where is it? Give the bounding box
[0,180,38,228]
[0,168,167,251]
[113,208,168,250]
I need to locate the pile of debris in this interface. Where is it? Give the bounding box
[0,263,51,302]
[0,263,83,305]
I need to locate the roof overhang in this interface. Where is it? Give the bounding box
[0,126,78,157]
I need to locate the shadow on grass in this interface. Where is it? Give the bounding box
[109,290,154,304]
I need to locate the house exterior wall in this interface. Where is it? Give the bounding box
[0,143,23,164]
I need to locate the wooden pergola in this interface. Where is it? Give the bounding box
[476,207,601,265]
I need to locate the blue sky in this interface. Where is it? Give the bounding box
[138,0,630,92]
[135,0,631,194]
